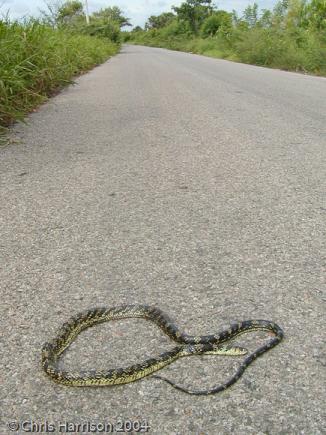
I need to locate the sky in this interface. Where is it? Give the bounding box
[1,0,278,27]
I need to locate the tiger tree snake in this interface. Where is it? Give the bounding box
[41,304,284,395]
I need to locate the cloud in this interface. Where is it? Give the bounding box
[1,0,35,18]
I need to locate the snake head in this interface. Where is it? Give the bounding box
[41,342,56,361]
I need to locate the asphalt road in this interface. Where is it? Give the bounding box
[1,45,325,435]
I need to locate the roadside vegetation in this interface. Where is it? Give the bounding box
[0,1,130,135]
[125,0,326,76]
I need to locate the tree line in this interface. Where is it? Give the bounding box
[40,1,131,42]
[126,0,326,75]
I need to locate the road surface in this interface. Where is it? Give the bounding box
[1,45,325,434]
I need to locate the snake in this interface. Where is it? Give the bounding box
[41,304,284,395]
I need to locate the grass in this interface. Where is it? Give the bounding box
[0,19,119,136]
[128,27,326,76]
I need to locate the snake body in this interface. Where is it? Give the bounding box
[41,304,284,395]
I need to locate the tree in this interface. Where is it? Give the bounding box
[132,26,143,32]
[145,13,175,30]
[39,1,63,26]
[231,9,239,25]
[259,9,273,28]
[272,0,289,27]
[84,5,130,41]
[274,0,289,16]
[285,0,306,30]
[305,0,326,30]
[243,3,259,27]
[92,6,131,28]
[83,21,120,41]
[172,0,214,34]
[201,10,232,37]
[39,0,84,26]
[57,0,84,25]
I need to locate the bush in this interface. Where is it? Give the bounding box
[159,19,192,38]
[201,11,232,37]
[233,27,326,73]
[81,21,121,42]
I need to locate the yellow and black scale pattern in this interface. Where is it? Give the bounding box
[41,304,284,395]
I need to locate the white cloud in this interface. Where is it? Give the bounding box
[2,0,278,26]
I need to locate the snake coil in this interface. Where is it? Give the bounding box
[41,304,284,395]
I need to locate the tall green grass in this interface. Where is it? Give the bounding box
[0,19,119,133]
[128,26,326,76]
